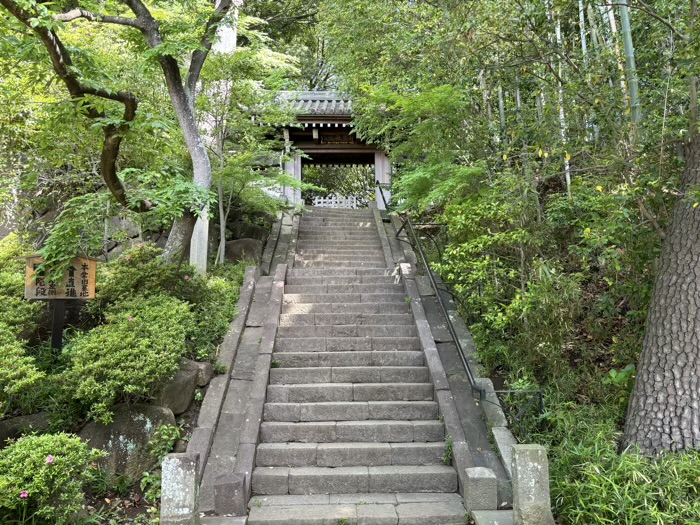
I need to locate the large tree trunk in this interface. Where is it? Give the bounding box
[623,138,700,455]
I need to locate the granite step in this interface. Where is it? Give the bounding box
[273,336,421,352]
[277,326,418,339]
[298,232,381,238]
[298,225,377,232]
[276,325,417,339]
[472,510,515,525]
[295,249,386,256]
[287,268,395,278]
[285,284,403,295]
[247,494,467,525]
[283,293,408,305]
[279,313,414,326]
[269,366,430,385]
[256,442,446,467]
[271,351,425,368]
[251,465,458,496]
[282,302,410,315]
[262,401,438,422]
[285,275,401,286]
[266,383,435,403]
[296,243,384,250]
[293,261,388,269]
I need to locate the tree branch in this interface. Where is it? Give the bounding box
[54,8,144,29]
[602,2,687,40]
[0,0,152,213]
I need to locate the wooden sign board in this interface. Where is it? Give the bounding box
[24,256,97,300]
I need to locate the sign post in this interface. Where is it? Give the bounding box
[23,256,97,350]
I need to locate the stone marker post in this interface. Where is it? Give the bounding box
[161,453,200,525]
[512,444,555,525]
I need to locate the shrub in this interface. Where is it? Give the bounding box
[536,405,700,524]
[63,294,192,424]
[94,243,207,307]
[0,323,46,419]
[0,433,105,524]
[90,244,246,361]
[189,262,246,360]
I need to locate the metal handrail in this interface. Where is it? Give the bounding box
[376,181,480,394]
[376,181,544,421]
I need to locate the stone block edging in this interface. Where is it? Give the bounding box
[260,211,284,276]
[215,263,287,517]
[161,266,258,525]
[399,262,478,507]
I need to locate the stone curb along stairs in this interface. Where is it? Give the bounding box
[160,207,556,525]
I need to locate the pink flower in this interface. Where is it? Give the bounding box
[128,316,134,322]
[46,455,54,464]
[19,491,28,499]
[184,275,190,281]
[90,462,97,468]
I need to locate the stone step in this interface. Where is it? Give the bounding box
[294,258,387,267]
[256,442,446,467]
[304,210,373,217]
[269,366,430,385]
[247,495,466,525]
[266,383,435,403]
[294,252,384,262]
[283,293,408,305]
[279,313,414,327]
[282,302,410,315]
[251,465,458,495]
[263,401,438,422]
[285,284,403,295]
[276,325,417,339]
[472,510,515,525]
[274,336,421,353]
[286,275,400,285]
[293,261,388,269]
[296,249,385,256]
[287,268,394,278]
[298,225,377,232]
[298,232,380,238]
[299,221,376,227]
[296,243,383,250]
[271,351,425,368]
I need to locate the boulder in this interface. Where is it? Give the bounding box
[0,413,51,448]
[182,358,215,387]
[225,238,263,264]
[79,403,175,479]
[154,365,198,415]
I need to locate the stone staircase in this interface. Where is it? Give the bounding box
[247,208,466,524]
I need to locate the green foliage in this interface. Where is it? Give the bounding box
[0,433,104,525]
[148,424,181,463]
[94,243,207,307]
[63,295,192,424]
[0,324,45,419]
[534,405,700,524]
[441,434,453,466]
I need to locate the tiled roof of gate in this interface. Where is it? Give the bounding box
[279,91,352,116]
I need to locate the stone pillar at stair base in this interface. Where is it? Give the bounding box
[214,473,248,516]
[464,466,498,512]
[512,444,555,525]
[161,453,200,525]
